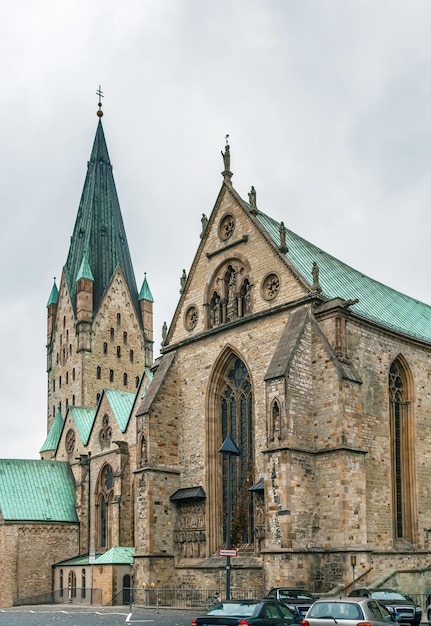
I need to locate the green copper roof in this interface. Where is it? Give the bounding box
[256,210,431,343]
[104,389,135,432]
[139,274,154,302]
[56,546,134,567]
[0,459,78,522]
[76,253,94,282]
[69,407,96,446]
[64,120,141,323]
[46,280,59,307]
[40,410,64,452]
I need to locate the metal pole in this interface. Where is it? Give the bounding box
[226,452,232,600]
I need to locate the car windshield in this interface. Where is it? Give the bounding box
[208,602,256,617]
[371,591,407,601]
[308,602,363,620]
[279,590,314,600]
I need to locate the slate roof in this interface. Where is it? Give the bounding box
[0,459,78,523]
[256,211,431,343]
[139,274,154,303]
[56,546,134,566]
[104,389,135,432]
[46,279,59,306]
[40,410,64,452]
[63,120,141,323]
[170,486,206,501]
[69,407,96,446]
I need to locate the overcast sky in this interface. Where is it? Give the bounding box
[1,0,431,458]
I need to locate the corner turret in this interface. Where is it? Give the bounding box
[139,274,154,366]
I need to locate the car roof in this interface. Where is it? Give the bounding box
[270,587,312,591]
[314,597,368,603]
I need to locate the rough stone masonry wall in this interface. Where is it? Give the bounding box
[0,523,79,607]
[343,318,431,553]
[48,270,145,434]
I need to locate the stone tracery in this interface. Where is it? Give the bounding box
[207,260,252,328]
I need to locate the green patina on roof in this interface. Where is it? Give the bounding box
[139,274,154,302]
[46,280,59,307]
[76,253,94,282]
[0,459,78,523]
[104,389,135,432]
[63,120,141,323]
[40,410,64,452]
[256,211,431,343]
[56,546,134,567]
[69,407,96,446]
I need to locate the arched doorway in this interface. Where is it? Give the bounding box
[123,574,131,605]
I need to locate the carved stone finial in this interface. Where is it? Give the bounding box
[248,186,259,215]
[161,321,168,346]
[180,269,187,293]
[200,214,208,239]
[279,222,288,254]
[312,261,322,293]
[221,136,233,181]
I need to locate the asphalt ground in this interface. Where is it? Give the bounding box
[0,605,195,626]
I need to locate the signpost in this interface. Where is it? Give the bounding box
[219,548,238,557]
[219,435,241,601]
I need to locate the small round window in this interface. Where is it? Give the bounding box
[262,272,280,301]
[218,213,235,241]
[184,305,198,331]
[65,429,76,454]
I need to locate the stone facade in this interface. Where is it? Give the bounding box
[5,124,431,608]
[0,523,78,607]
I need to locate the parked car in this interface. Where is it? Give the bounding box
[302,597,400,626]
[191,598,302,625]
[348,588,422,626]
[266,588,317,618]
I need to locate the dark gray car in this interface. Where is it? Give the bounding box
[348,588,422,626]
[266,588,317,618]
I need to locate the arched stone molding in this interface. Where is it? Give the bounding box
[96,463,114,549]
[205,345,255,554]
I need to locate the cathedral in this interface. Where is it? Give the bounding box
[2,102,431,608]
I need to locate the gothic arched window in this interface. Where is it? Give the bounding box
[97,464,114,549]
[220,357,254,545]
[389,358,417,543]
[269,399,281,442]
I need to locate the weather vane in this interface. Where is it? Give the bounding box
[96,85,104,118]
[225,133,229,145]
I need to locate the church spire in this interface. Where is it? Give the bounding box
[63,109,141,323]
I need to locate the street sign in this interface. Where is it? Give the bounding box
[219,548,238,557]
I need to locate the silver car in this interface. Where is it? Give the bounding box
[303,597,399,626]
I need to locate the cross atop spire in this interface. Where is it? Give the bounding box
[96,85,104,118]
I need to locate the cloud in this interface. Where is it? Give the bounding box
[1,0,431,457]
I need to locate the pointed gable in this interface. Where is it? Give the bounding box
[68,407,97,446]
[63,120,141,322]
[104,388,135,432]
